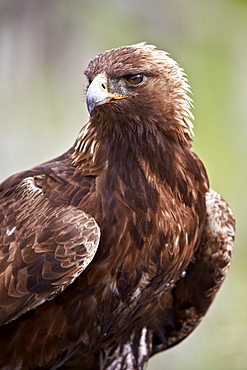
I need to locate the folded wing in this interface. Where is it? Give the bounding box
[152,188,235,353]
[0,176,100,326]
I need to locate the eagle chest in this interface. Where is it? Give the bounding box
[88,166,194,299]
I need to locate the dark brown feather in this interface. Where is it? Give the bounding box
[0,43,235,369]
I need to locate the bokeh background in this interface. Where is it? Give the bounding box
[0,1,246,369]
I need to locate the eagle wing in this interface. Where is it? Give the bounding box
[151,188,235,354]
[0,175,100,326]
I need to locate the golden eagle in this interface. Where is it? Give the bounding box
[0,43,235,369]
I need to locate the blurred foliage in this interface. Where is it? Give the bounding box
[0,0,246,369]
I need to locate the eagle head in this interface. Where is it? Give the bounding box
[84,42,193,142]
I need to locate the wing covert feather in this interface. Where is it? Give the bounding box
[0,176,100,326]
[167,188,235,347]
[151,188,235,354]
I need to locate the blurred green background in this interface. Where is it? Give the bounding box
[0,1,246,369]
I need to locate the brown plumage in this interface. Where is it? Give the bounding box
[0,43,235,369]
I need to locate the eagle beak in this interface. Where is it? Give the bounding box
[86,74,129,116]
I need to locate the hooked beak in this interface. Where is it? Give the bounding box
[86,74,129,116]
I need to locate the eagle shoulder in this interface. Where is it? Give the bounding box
[0,174,100,325]
[153,188,235,352]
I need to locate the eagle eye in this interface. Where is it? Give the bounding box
[125,74,144,85]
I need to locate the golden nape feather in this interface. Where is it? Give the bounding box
[0,43,235,369]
